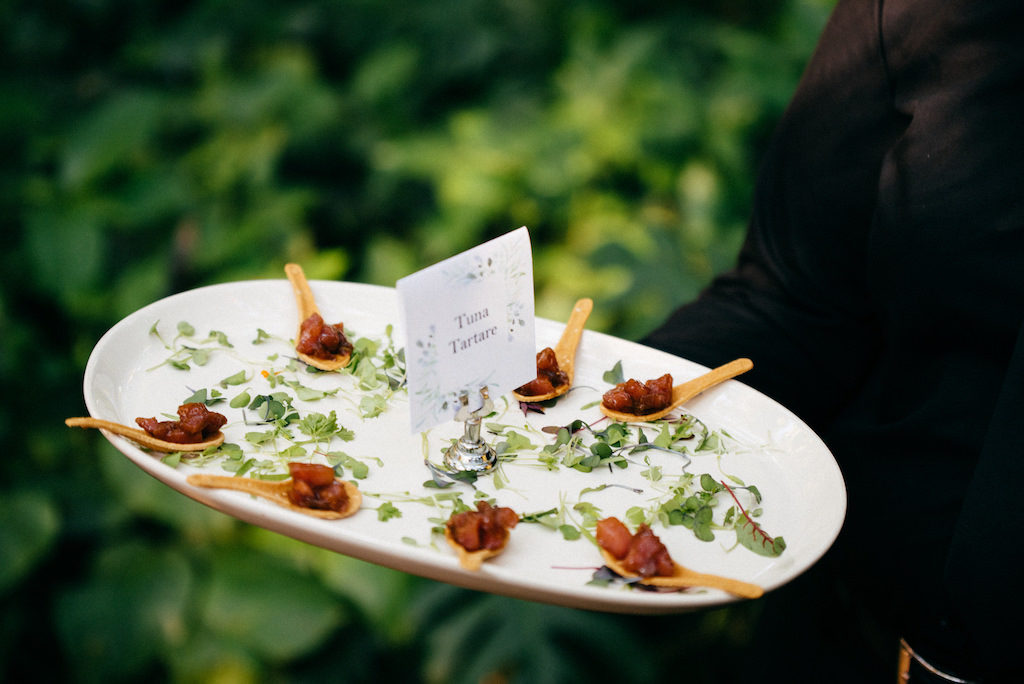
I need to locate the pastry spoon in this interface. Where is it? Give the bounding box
[512,297,594,403]
[284,262,352,371]
[186,473,362,520]
[65,416,225,452]
[600,549,763,598]
[600,357,753,423]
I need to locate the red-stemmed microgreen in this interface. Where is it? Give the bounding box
[720,479,785,557]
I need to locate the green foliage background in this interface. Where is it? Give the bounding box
[1,1,833,681]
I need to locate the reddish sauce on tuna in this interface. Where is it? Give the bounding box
[286,462,349,512]
[515,347,570,396]
[601,373,673,414]
[135,403,227,444]
[296,312,353,360]
[446,501,519,552]
[596,517,675,578]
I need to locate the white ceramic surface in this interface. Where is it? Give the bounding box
[81,279,846,614]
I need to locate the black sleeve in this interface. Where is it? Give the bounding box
[641,243,880,431]
[941,317,1024,674]
[642,0,895,431]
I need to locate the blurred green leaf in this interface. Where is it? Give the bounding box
[199,546,345,661]
[98,441,235,537]
[55,543,192,682]
[415,590,655,684]
[0,492,60,594]
[59,91,165,189]
[24,208,105,301]
[243,528,418,643]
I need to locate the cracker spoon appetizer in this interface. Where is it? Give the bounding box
[444,501,519,571]
[513,297,594,403]
[596,517,763,598]
[599,548,764,598]
[65,414,225,453]
[187,463,362,520]
[285,262,352,371]
[600,357,753,422]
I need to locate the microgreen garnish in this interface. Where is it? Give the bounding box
[359,394,389,418]
[252,328,274,344]
[245,392,298,425]
[219,370,249,387]
[323,450,372,479]
[360,488,473,540]
[147,320,236,371]
[580,483,644,496]
[721,480,785,557]
[284,380,339,402]
[519,494,600,543]
[347,327,406,389]
[602,360,625,385]
[296,411,352,445]
[376,502,402,521]
[518,400,549,415]
[181,387,226,406]
[520,505,583,540]
[160,452,184,467]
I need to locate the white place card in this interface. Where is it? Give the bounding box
[397,227,536,432]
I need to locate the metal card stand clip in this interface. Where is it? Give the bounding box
[444,387,497,473]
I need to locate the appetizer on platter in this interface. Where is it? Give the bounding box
[444,501,519,571]
[136,402,227,444]
[65,404,227,452]
[596,517,674,578]
[284,462,355,512]
[595,517,764,598]
[187,462,362,520]
[512,298,593,403]
[514,347,569,397]
[285,263,353,370]
[296,312,354,362]
[601,374,674,415]
[600,358,753,422]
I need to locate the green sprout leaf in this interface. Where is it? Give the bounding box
[325,451,370,479]
[182,387,224,406]
[736,518,786,557]
[229,391,251,408]
[377,502,402,521]
[219,370,248,387]
[602,360,624,385]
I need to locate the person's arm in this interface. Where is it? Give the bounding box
[941,318,1024,676]
[642,0,895,431]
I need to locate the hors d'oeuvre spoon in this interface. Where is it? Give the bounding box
[65,416,225,452]
[599,548,764,598]
[285,263,352,371]
[513,297,594,403]
[187,464,361,520]
[600,357,753,423]
[596,517,763,598]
